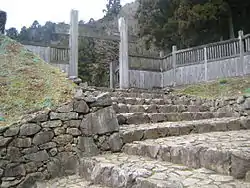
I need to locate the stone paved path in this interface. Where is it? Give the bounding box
[35,175,107,188]
[120,117,247,143]
[123,129,250,179]
[80,153,250,188]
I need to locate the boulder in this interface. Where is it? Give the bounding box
[90,92,112,107]
[80,106,119,135]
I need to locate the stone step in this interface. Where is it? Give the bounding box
[111,96,170,105]
[113,88,167,95]
[111,96,211,106]
[35,175,107,188]
[120,117,249,143]
[117,112,233,125]
[79,153,250,188]
[123,129,250,180]
[110,92,165,99]
[112,103,210,113]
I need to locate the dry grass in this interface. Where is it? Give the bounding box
[174,76,250,99]
[0,35,75,126]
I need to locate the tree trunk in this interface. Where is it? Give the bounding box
[227,3,235,39]
[228,15,235,38]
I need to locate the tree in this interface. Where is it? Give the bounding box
[31,20,40,29]
[136,0,250,51]
[6,27,18,40]
[42,21,56,43]
[103,0,122,18]
[15,20,57,44]
[0,10,7,34]
[78,38,109,87]
[18,26,29,41]
[225,0,250,37]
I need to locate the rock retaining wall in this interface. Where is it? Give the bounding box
[0,91,121,188]
[170,94,250,116]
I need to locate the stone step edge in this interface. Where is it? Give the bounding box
[117,112,231,115]
[119,117,249,143]
[117,112,234,125]
[113,103,208,107]
[78,153,250,188]
[34,175,108,188]
[94,87,167,94]
[122,130,250,180]
[111,96,166,101]
[113,104,211,113]
[110,91,166,95]
[113,103,210,109]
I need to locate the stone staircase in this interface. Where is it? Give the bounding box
[111,91,235,125]
[38,89,250,188]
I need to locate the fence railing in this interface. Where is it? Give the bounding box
[50,46,69,63]
[169,31,250,69]
[162,54,173,71]
[129,54,162,71]
[175,38,241,67]
[130,30,249,72]
[244,34,250,52]
[23,43,69,64]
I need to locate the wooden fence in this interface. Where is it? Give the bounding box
[20,9,250,89]
[23,43,70,74]
[128,31,250,88]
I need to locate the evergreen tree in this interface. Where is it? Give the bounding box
[103,0,122,18]
[136,0,250,51]
[6,27,18,40]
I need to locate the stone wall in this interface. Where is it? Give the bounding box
[170,93,250,116]
[0,90,121,188]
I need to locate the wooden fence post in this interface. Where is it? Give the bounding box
[238,30,244,75]
[160,51,164,58]
[204,46,208,81]
[118,17,129,89]
[172,45,177,86]
[69,9,79,78]
[47,47,51,63]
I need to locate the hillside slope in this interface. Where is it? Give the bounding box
[174,76,250,99]
[0,35,75,126]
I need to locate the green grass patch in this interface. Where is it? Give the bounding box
[174,76,250,99]
[0,35,75,126]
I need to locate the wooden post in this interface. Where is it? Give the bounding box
[110,61,114,89]
[204,46,208,82]
[118,17,129,89]
[160,51,164,58]
[238,30,244,75]
[47,47,51,63]
[69,9,79,78]
[172,45,177,86]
